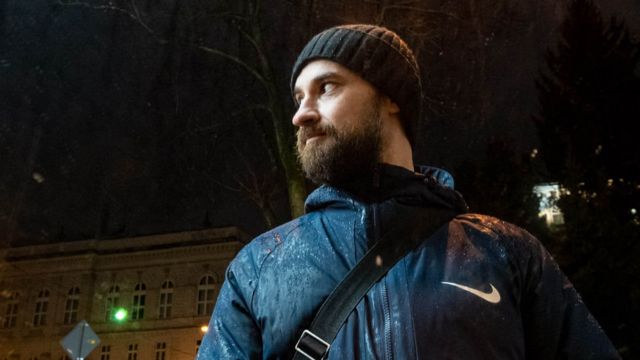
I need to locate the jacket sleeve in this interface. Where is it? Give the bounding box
[520,233,620,359]
[197,259,262,359]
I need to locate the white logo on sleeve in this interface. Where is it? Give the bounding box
[441,281,501,304]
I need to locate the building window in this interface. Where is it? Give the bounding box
[64,287,80,325]
[3,291,19,328]
[132,283,146,320]
[155,342,167,360]
[197,276,215,316]
[105,285,120,322]
[100,345,111,360]
[32,289,49,326]
[533,183,565,227]
[158,281,173,319]
[127,344,138,360]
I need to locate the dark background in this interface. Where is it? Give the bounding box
[1,0,638,356]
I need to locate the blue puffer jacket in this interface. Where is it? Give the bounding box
[198,165,618,359]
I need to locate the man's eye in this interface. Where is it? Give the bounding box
[320,82,336,94]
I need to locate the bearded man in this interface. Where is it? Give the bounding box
[197,24,619,359]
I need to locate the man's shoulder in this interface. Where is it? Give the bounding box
[454,213,538,241]
[446,213,551,279]
[227,212,323,273]
[450,213,543,256]
[247,212,323,250]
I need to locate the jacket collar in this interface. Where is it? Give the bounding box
[304,164,468,214]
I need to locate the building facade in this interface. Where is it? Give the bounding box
[0,227,246,360]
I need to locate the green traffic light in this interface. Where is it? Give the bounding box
[114,308,127,322]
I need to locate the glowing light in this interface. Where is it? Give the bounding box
[114,308,127,322]
[632,209,637,215]
[32,172,45,183]
[200,325,209,333]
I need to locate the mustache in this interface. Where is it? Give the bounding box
[296,124,337,145]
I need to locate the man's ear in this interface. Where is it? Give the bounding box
[382,96,400,116]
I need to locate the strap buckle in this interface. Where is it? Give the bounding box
[295,329,330,360]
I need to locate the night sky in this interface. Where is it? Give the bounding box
[0,0,637,240]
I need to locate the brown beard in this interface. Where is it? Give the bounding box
[296,101,382,185]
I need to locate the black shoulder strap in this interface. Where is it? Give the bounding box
[293,207,455,360]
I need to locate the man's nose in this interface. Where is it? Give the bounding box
[292,99,320,127]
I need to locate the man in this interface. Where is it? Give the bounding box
[198,24,619,359]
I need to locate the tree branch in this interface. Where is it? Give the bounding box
[59,0,157,36]
[59,0,268,87]
[231,104,272,119]
[364,0,461,24]
[195,44,268,87]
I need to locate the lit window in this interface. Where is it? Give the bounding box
[127,344,138,360]
[197,276,215,316]
[3,291,19,328]
[533,183,565,226]
[105,285,120,322]
[33,289,49,326]
[132,283,146,320]
[64,287,80,325]
[155,342,167,360]
[158,281,174,319]
[100,345,111,360]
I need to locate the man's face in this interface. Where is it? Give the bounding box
[292,60,383,185]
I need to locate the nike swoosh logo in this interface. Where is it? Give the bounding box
[441,281,501,304]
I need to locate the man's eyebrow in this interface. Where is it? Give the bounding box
[294,71,341,96]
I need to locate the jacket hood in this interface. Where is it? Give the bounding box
[305,164,468,214]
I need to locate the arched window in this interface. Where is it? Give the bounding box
[3,291,19,328]
[158,281,173,319]
[105,285,120,322]
[131,283,146,320]
[64,287,80,325]
[196,275,215,316]
[33,289,49,326]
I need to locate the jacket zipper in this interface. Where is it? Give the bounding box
[382,279,393,360]
[372,165,393,360]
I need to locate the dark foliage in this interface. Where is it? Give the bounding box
[455,137,549,239]
[535,0,640,355]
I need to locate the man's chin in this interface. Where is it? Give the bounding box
[297,130,381,185]
[299,153,372,186]
[299,139,332,161]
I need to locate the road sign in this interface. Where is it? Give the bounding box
[60,320,100,360]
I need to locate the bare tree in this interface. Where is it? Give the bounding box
[59,0,307,220]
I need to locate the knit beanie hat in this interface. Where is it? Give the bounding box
[290,24,423,148]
